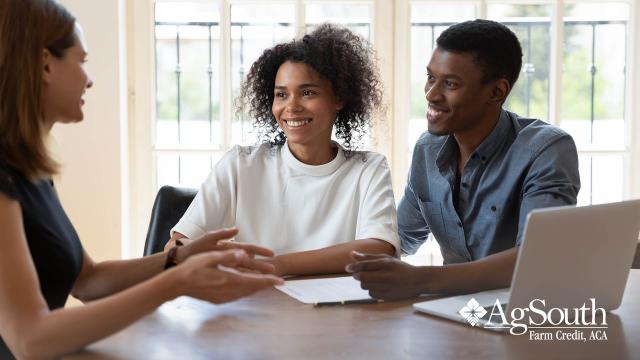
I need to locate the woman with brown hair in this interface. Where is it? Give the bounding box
[0,1,282,358]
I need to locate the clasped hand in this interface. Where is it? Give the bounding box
[177,228,276,274]
[167,228,284,304]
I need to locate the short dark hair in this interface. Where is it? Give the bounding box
[436,19,523,88]
[238,23,383,152]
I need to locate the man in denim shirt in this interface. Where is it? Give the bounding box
[347,19,580,299]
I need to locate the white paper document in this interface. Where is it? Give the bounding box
[276,276,377,305]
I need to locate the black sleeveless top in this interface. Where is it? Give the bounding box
[0,161,84,358]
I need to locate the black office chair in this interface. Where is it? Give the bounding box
[633,242,640,269]
[143,185,198,256]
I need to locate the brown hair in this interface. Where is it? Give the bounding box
[0,0,76,179]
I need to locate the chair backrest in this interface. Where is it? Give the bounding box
[143,185,198,256]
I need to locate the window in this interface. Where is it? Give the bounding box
[488,4,552,121]
[409,3,477,165]
[560,3,629,205]
[129,0,639,259]
[155,3,222,188]
[152,0,375,190]
[230,3,296,145]
[305,3,372,37]
[406,1,631,208]
[403,0,633,265]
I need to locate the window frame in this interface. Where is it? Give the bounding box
[399,0,636,204]
[127,0,388,257]
[127,0,640,257]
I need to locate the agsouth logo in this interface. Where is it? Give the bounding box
[459,298,487,327]
[458,298,609,340]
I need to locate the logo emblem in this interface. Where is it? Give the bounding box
[459,298,487,326]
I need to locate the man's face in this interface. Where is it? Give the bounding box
[424,48,495,136]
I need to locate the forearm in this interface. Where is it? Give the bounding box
[276,239,395,276]
[426,247,518,294]
[18,272,179,359]
[73,252,167,301]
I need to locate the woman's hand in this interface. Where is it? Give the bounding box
[168,249,284,304]
[176,229,277,274]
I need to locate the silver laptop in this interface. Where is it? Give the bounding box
[413,200,640,330]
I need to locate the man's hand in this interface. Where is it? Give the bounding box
[177,228,277,274]
[346,251,430,300]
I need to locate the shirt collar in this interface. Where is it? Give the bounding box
[435,109,512,170]
[472,109,512,163]
[436,135,459,171]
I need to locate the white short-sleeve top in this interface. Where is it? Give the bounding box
[172,141,399,255]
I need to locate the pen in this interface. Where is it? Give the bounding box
[313,299,383,306]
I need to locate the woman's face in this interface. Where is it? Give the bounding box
[41,25,93,127]
[271,61,342,148]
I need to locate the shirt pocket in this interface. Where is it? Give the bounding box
[474,202,507,245]
[418,201,448,241]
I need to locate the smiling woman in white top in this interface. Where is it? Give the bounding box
[167,24,399,276]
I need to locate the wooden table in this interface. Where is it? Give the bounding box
[66,270,640,360]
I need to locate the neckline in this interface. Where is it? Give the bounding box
[281,141,346,176]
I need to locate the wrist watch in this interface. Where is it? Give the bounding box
[163,245,180,270]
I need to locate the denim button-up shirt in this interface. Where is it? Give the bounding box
[398,110,580,264]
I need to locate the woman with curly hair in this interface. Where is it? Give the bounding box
[167,24,399,276]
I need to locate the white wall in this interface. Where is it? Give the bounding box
[51,0,127,261]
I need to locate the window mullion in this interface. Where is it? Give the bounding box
[549,0,564,126]
[295,0,305,38]
[479,0,487,19]
[220,0,232,150]
[392,0,411,198]
[629,0,640,198]
[130,0,157,258]
[371,0,394,159]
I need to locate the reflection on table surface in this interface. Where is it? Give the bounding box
[65,270,640,360]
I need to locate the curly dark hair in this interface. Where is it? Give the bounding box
[437,19,523,88]
[237,23,383,152]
